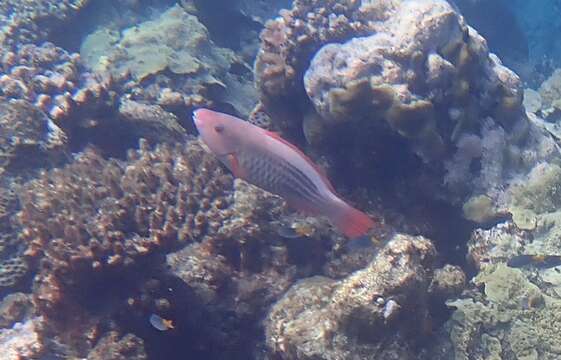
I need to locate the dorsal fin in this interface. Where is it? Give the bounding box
[264,130,337,193]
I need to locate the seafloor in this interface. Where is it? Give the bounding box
[1,0,561,359]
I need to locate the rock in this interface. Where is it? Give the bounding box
[523,88,542,114]
[265,233,436,360]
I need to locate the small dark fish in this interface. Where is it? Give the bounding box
[149,314,175,331]
[342,235,385,253]
[344,235,376,251]
[277,222,315,239]
[507,254,561,269]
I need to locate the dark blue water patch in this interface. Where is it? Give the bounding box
[319,120,475,269]
[116,273,266,360]
[452,0,529,71]
[192,0,263,51]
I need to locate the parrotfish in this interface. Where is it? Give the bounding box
[193,108,375,238]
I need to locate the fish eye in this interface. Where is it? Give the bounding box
[214,125,225,133]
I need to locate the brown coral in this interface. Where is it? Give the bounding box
[254,0,374,132]
[16,138,235,310]
[0,42,120,132]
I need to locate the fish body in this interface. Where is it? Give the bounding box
[149,314,175,331]
[507,254,561,269]
[193,108,374,238]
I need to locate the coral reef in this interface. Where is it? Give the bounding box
[254,0,372,129]
[9,137,300,358]
[0,41,121,136]
[81,4,257,119]
[0,0,91,48]
[253,0,559,222]
[302,0,523,161]
[430,264,561,360]
[0,97,68,290]
[162,179,300,356]
[0,97,66,171]
[264,233,437,360]
[86,331,147,360]
[2,0,561,358]
[16,138,235,313]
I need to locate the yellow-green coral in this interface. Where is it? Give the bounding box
[84,5,236,82]
[442,264,561,360]
[509,163,561,214]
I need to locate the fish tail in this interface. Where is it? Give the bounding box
[329,199,375,238]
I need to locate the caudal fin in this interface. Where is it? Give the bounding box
[330,200,375,238]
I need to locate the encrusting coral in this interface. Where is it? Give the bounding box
[81,4,257,119]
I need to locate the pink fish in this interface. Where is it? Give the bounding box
[193,108,375,238]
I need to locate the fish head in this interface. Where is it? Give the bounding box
[193,108,242,156]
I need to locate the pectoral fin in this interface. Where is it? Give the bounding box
[219,153,245,178]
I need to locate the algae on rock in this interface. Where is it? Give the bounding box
[80,4,257,117]
[87,4,235,81]
[432,264,561,360]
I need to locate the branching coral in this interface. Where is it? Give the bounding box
[0,0,91,48]
[16,138,235,311]
[0,42,120,129]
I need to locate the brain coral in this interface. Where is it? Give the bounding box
[16,138,235,310]
[0,97,66,171]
